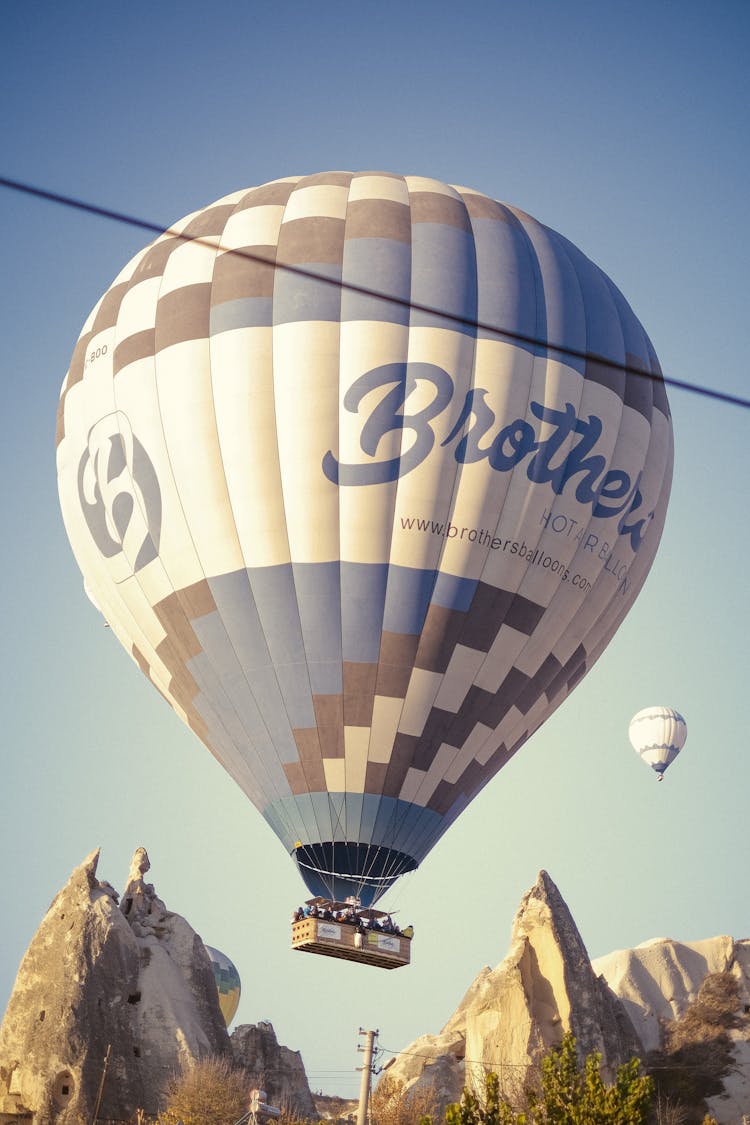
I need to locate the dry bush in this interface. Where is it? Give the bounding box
[277,1108,329,1125]
[654,1091,689,1125]
[669,973,740,1046]
[156,1054,250,1125]
[372,1074,436,1125]
[647,972,741,1124]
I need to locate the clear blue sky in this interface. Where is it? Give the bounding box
[1,0,748,1098]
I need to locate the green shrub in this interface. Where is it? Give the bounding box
[441,1033,653,1124]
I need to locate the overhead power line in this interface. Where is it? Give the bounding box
[2,173,748,412]
[377,1041,731,1075]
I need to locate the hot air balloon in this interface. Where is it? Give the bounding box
[203,944,241,1026]
[57,172,673,908]
[629,706,686,780]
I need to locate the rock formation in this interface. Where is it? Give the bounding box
[117,847,231,1095]
[383,870,641,1112]
[231,1021,317,1118]
[0,848,230,1122]
[384,874,750,1123]
[593,935,743,1051]
[594,936,750,1122]
[312,1092,360,1122]
[5,853,748,1123]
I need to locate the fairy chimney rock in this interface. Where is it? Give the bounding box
[383,870,639,1111]
[230,1021,317,1118]
[0,848,229,1122]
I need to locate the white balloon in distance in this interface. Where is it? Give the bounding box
[629,706,687,780]
[57,172,674,905]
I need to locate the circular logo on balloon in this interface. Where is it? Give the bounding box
[77,412,161,582]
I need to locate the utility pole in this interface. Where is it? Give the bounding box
[356,1027,378,1125]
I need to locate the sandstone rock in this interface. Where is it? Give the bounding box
[0,848,230,1122]
[117,848,230,1097]
[384,877,750,1123]
[593,934,737,1051]
[312,1092,359,1121]
[231,1021,317,1118]
[594,935,750,1122]
[384,870,640,1111]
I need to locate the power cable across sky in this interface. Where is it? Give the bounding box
[2,173,748,413]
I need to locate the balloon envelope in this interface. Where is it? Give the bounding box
[57,172,673,904]
[203,944,241,1026]
[629,706,687,778]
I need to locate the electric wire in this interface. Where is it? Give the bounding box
[377,1042,729,1075]
[2,173,748,412]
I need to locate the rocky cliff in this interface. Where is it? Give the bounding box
[384,871,640,1112]
[4,855,748,1123]
[384,874,750,1124]
[0,849,313,1123]
[594,936,750,1122]
[0,848,229,1122]
[231,1021,317,1118]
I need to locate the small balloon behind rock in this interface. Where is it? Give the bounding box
[203,944,241,1026]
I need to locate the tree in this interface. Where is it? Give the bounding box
[439,1072,513,1125]
[441,1034,654,1125]
[156,1055,250,1125]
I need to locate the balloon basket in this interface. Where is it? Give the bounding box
[291,916,411,970]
